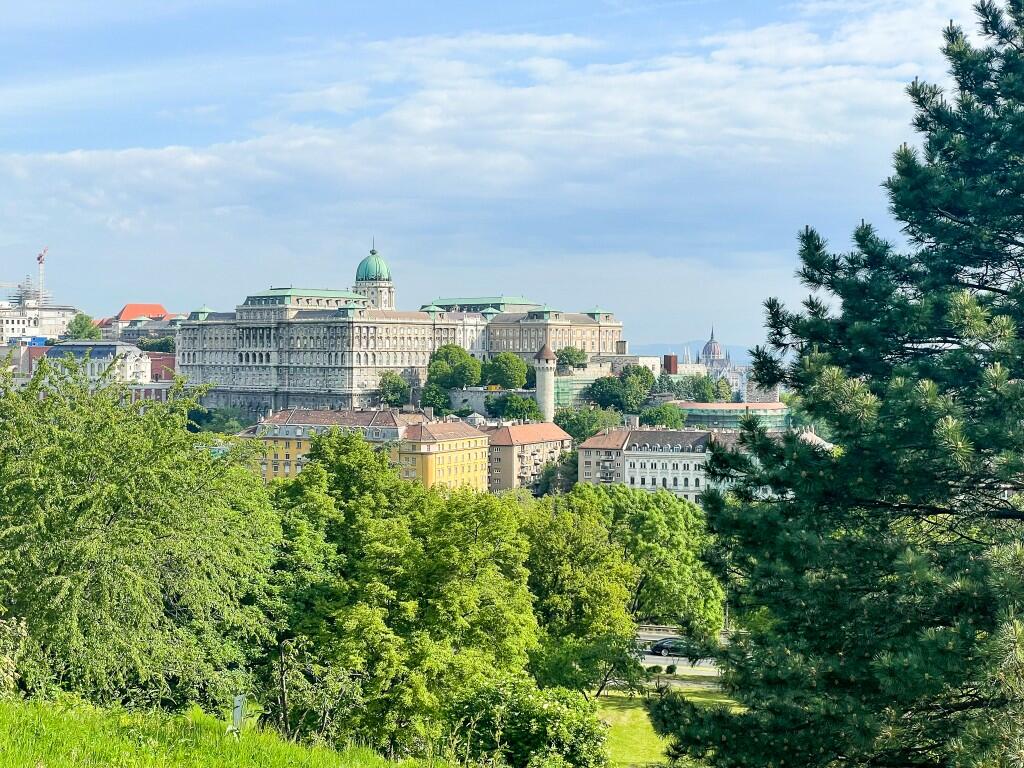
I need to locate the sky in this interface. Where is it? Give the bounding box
[0,0,980,346]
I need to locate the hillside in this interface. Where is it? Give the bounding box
[0,698,415,768]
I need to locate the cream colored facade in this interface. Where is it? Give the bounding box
[176,250,626,416]
[483,423,572,492]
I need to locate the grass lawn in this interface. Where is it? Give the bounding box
[598,693,668,768]
[0,698,420,768]
[598,677,738,767]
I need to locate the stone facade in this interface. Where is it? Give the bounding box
[176,249,626,416]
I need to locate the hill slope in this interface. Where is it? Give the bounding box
[0,698,411,768]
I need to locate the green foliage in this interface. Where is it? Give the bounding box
[555,407,623,443]
[486,393,544,422]
[189,406,255,434]
[556,347,588,369]
[638,403,684,429]
[522,494,641,696]
[585,367,655,414]
[65,313,101,340]
[264,431,540,755]
[427,344,481,390]
[0,697,413,768]
[451,677,608,768]
[483,352,529,390]
[656,373,731,402]
[136,336,175,353]
[536,450,578,496]
[420,381,452,416]
[377,370,411,407]
[0,360,279,709]
[653,6,1024,765]
[523,486,722,698]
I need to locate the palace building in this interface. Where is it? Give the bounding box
[176,248,625,414]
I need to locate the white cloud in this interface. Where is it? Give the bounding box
[0,1,991,341]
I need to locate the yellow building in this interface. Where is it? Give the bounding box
[243,408,427,481]
[396,421,489,492]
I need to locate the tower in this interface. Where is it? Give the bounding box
[353,247,395,310]
[533,343,557,423]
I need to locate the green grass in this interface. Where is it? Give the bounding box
[599,678,738,768]
[599,693,668,768]
[0,698,422,768]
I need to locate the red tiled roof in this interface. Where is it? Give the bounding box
[404,421,487,442]
[484,423,571,446]
[115,303,171,322]
[261,409,428,429]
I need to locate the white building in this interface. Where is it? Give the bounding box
[43,340,153,385]
[0,278,80,344]
[576,427,741,504]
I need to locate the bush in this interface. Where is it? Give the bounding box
[451,677,607,768]
[666,664,677,675]
[648,665,663,674]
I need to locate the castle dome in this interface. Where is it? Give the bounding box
[702,328,724,361]
[355,248,392,282]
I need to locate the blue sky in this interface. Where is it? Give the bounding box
[0,0,977,345]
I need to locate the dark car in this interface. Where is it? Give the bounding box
[649,637,696,658]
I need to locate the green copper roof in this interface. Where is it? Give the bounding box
[422,304,444,313]
[249,287,365,299]
[356,248,392,282]
[427,296,538,307]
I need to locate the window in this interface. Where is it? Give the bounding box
[684,477,689,487]
[673,477,678,487]
[640,477,646,486]
[695,478,700,487]
[630,477,635,485]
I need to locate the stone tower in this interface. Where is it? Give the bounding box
[533,343,557,423]
[354,247,395,310]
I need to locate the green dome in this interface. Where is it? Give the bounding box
[355,248,391,282]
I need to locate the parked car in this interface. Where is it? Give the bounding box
[649,637,696,658]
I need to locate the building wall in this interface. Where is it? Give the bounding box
[398,435,488,491]
[489,439,570,492]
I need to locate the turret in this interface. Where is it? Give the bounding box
[533,343,557,422]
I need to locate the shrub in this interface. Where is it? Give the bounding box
[648,665,663,674]
[451,677,607,768]
[666,664,677,675]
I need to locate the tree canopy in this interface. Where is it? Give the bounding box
[486,393,543,422]
[65,313,101,340]
[653,5,1024,765]
[0,360,278,709]
[426,344,481,390]
[482,351,529,390]
[655,372,732,402]
[639,403,685,429]
[377,370,411,407]
[555,406,623,442]
[585,365,656,414]
[136,336,175,353]
[556,346,588,369]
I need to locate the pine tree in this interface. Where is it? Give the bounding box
[652,4,1024,765]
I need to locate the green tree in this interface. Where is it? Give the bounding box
[65,312,101,340]
[136,336,175,353]
[584,377,624,410]
[0,360,279,709]
[377,370,410,407]
[427,344,481,390]
[482,351,529,389]
[536,450,578,495]
[486,393,543,422]
[188,406,255,434]
[639,403,685,429]
[420,381,452,416]
[619,365,656,413]
[654,7,1024,765]
[264,431,540,755]
[556,346,588,369]
[555,406,623,443]
[523,493,640,696]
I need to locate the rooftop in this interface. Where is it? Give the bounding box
[483,423,572,446]
[404,421,488,442]
[255,408,428,429]
[426,296,539,307]
[247,287,366,300]
[115,303,171,322]
[579,427,743,451]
